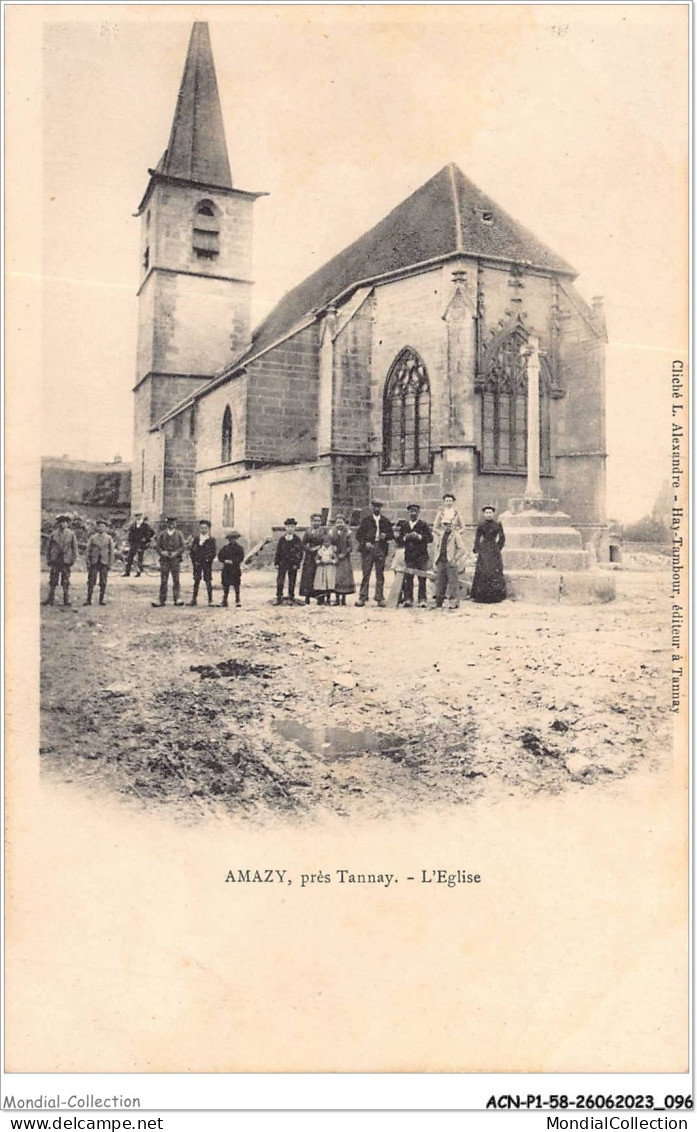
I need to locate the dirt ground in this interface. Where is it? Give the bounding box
[40,563,672,822]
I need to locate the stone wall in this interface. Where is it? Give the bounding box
[194,371,248,473]
[162,423,197,528]
[196,458,331,547]
[332,294,373,453]
[131,381,165,517]
[245,324,321,462]
[140,271,252,379]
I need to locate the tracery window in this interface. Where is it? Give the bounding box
[221,406,232,464]
[480,329,551,473]
[192,200,220,259]
[383,348,431,471]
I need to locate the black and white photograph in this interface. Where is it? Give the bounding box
[4,0,690,1097]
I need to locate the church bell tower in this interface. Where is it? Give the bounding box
[132,22,265,516]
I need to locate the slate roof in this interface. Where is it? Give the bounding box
[241,163,576,363]
[157,22,233,189]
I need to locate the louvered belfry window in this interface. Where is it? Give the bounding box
[481,329,551,473]
[193,201,220,259]
[383,348,431,471]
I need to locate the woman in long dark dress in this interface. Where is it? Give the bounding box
[470,506,506,603]
[299,513,325,603]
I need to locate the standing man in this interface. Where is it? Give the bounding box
[44,514,79,607]
[433,517,466,610]
[355,501,394,607]
[152,517,186,607]
[274,518,304,605]
[395,503,433,608]
[84,518,114,606]
[189,519,217,605]
[122,512,154,577]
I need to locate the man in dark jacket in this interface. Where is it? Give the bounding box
[152,518,186,606]
[44,514,79,606]
[122,512,154,577]
[274,518,304,604]
[189,520,217,605]
[355,501,394,607]
[395,503,433,607]
[218,531,245,607]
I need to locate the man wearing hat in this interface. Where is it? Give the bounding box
[44,513,79,606]
[274,518,304,604]
[355,501,394,607]
[84,518,115,606]
[395,503,433,608]
[218,531,245,607]
[189,519,217,605]
[432,512,467,610]
[152,517,186,607]
[122,512,154,577]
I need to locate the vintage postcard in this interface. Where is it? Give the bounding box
[4,0,690,1093]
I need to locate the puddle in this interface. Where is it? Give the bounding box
[190,658,275,679]
[274,719,406,760]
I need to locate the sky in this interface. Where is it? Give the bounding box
[27,3,688,522]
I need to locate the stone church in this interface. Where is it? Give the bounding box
[132,22,608,556]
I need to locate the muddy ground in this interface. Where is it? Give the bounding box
[40,564,671,822]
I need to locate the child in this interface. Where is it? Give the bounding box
[274,518,304,604]
[313,535,337,605]
[84,518,114,606]
[218,530,244,607]
[331,515,355,606]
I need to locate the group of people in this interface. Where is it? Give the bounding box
[43,494,507,611]
[274,494,507,609]
[43,513,245,610]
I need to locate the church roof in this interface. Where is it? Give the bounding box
[157,22,232,188]
[242,163,576,362]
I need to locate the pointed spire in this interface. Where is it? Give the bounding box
[160,22,232,188]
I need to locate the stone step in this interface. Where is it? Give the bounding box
[505,496,561,515]
[503,547,590,571]
[505,569,616,604]
[503,527,584,550]
[501,509,574,528]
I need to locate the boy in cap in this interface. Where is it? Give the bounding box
[274,518,304,604]
[152,517,186,607]
[355,501,394,607]
[395,503,433,607]
[189,519,217,605]
[44,514,79,606]
[84,518,115,605]
[218,531,244,607]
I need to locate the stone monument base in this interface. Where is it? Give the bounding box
[504,569,616,604]
[498,496,615,603]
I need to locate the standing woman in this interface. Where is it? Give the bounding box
[331,515,356,606]
[470,506,507,603]
[299,513,325,604]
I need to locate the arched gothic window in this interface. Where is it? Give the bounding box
[222,492,235,527]
[480,328,551,473]
[192,200,220,259]
[221,406,232,464]
[383,348,431,471]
